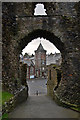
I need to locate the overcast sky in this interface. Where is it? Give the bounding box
[34,4,47,15]
[22,4,60,55]
[22,37,60,55]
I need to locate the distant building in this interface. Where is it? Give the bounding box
[20,55,35,79]
[20,46,62,79]
[35,43,46,78]
[24,58,35,79]
[30,56,35,65]
[46,52,62,66]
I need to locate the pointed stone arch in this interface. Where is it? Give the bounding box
[2,2,80,108]
[17,29,65,54]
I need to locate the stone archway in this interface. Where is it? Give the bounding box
[2,2,80,108]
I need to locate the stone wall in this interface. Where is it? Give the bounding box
[19,63,27,85]
[2,86,28,115]
[47,64,61,98]
[2,2,80,108]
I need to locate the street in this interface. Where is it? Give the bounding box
[27,78,47,96]
[9,78,79,118]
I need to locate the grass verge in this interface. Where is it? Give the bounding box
[1,113,8,120]
[0,91,14,120]
[2,91,13,105]
[71,107,80,112]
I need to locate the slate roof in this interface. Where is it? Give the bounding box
[35,43,46,52]
[23,58,34,66]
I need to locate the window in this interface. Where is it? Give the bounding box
[42,60,44,64]
[42,67,44,70]
[34,4,47,16]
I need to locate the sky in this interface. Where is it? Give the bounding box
[22,4,60,55]
[34,4,47,15]
[22,37,60,55]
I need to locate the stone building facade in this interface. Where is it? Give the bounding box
[46,53,62,65]
[24,58,35,79]
[35,43,46,78]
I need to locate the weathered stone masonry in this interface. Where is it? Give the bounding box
[2,2,80,107]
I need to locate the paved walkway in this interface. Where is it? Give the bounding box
[9,95,79,118]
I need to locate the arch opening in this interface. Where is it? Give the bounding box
[22,37,60,56]
[18,29,65,54]
[18,29,64,96]
[34,3,47,16]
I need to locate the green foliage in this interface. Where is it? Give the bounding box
[2,91,13,105]
[0,92,14,120]
[0,91,2,116]
[0,91,2,106]
[2,113,8,120]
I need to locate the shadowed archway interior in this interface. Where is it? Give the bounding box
[18,29,65,54]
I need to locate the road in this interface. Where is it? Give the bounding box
[9,78,80,118]
[27,78,47,96]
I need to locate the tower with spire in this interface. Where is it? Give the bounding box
[35,43,47,78]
